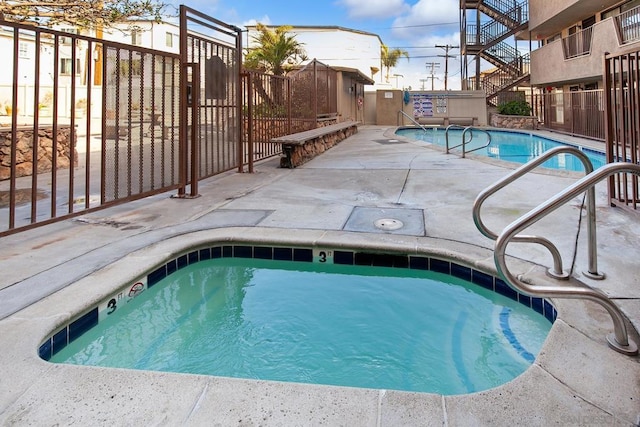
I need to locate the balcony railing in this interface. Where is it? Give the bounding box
[615,5,640,44]
[562,26,593,59]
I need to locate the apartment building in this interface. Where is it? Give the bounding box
[530,0,640,91]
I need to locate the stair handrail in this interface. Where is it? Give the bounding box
[445,125,491,158]
[397,110,428,132]
[473,146,599,279]
[494,162,640,355]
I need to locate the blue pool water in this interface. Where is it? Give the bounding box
[396,127,606,172]
[49,256,552,395]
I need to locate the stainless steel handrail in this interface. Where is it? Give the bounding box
[494,162,640,355]
[397,110,428,132]
[473,146,601,280]
[445,124,464,153]
[445,125,492,158]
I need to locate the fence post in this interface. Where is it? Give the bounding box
[189,64,200,198]
[246,72,254,173]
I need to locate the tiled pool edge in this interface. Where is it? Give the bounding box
[39,242,558,362]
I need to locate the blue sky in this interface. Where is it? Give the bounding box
[177,0,462,90]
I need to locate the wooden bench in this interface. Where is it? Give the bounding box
[271,120,358,168]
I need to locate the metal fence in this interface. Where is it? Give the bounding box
[180,6,242,191]
[604,49,640,211]
[288,59,338,132]
[0,19,182,236]
[527,90,605,141]
[0,12,343,236]
[241,70,290,170]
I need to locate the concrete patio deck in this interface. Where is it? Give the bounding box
[0,125,638,425]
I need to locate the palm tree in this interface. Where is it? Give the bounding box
[244,24,307,76]
[381,45,409,83]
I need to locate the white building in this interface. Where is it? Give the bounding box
[245,25,385,87]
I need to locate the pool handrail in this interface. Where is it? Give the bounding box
[473,145,600,280]
[494,161,640,356]
[445,125,492,158]
[397,110,428,132]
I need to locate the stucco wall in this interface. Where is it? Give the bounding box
[375,90,403,126]
[531,17,637,86]
[383,91,488,126]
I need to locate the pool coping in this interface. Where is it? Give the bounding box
[1,227,638,425]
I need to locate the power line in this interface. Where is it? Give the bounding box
[365,22,458,30]
[436,44,459,90]
[425,62,440,91]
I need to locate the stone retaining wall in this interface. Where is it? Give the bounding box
[0,126,77,180]
[282,126,357,168]
[490,113,538,130]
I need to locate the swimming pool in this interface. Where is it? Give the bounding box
[396,127,606,172]
[42,244,554,396]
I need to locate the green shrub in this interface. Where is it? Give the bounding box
[497,100,531,116]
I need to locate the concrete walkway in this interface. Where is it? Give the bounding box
[0,125,638,425]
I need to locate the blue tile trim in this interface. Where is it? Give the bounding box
[147,266,166,288]
[471,270,493,291]
[409,256,429,270]
[40,244,557,362]
[166,259,177,275]
[39,338,52,361]
[199,248,211,260]
[451,264,472,282]
[273,247,292,261]
[234,245,252,258]
[254,246,273,260]
[334,250,354,265]
[52,329,67,356]
[212,246,222,258]
[293,248,313,262]
[68,308,98,343]
[354,252,374,266]
[177,254,188,270]
[392,255,409,268]
[495,278,518,301]
[430,258,450,274]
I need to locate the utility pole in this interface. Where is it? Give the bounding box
[419,79,428,90]
[436,44,459,90]
[425,62,440,91]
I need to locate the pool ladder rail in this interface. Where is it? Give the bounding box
[473,146,639,356]
[444,124,491,158]
[397,110,428,132]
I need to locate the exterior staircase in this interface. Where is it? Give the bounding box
[461,0,529,105]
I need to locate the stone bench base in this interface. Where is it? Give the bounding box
[271,121,358,168]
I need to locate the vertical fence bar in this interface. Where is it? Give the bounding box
[85,41,94,210]
[246,73,254,173]
[9,27,19,229]
[31,31,41,223]
[189,63,200,198]
[51,36,60,218]
[68,36,77,213]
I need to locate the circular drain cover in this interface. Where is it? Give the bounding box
[374,218,404,231]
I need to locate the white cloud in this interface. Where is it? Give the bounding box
[391,0,459,39]
[337,0,411,20]
[379,0,461,90]
[243,16,272,27]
